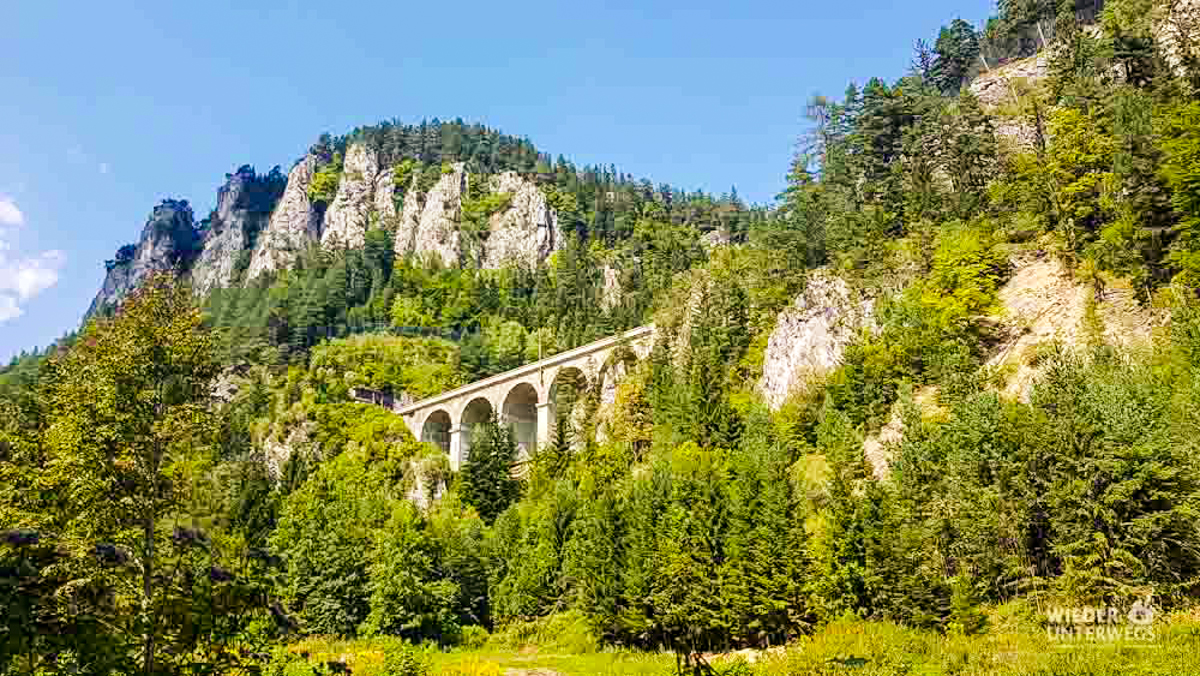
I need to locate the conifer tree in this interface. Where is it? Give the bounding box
[460,413,520,523]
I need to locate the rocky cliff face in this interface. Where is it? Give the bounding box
[395,163,467,265]
[94,145,569,309]
[247,155,321,281]
[1157,0,1200,79]
[321,144,389,249]
[969,54,1049,150]
[392,173,424,255]
[191,165,285,294]
[601,264,622,310]
[758,271,876,410]
[89,199,200,316]
[483,171,559,269]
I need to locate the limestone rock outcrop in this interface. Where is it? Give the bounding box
[374,168,397,222]
[321,144,385,249]
[601,264,622,310]
[1156,0,1200,79]
[701,228,730,249]
[405,163,467,266]
[985,253,1160,402]
[969,54,1050,150]
[969,54,1050,109]
[483,171,559,269]
[89,199,200,316]
[247,155,322,280]
[392,166,562,270]
[758,271,876,410]
[392,172,424,257]
[191,165,285,294]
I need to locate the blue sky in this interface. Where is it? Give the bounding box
[0,0,996,362]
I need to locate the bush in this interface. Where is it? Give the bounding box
[458,625,490,649]
[383,643,429,676]
[488,611,599,654]
[308,334,462,401]
[308,154,343,207]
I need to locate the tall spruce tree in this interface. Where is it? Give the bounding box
[461,413,521,523]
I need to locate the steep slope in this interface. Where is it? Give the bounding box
[395,161,467,265]
[321,144,389,250]
[483,171,559,269]
[89,199,199,316]
[985,253,1161,401]
[246,154,322,281]
[191,166,285,294]
[758,272,876,411]
[87,117,744,318]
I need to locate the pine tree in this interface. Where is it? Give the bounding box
[460,413,520,523]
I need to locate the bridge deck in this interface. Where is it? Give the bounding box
[395,324,654,416]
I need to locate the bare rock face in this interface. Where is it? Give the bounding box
[969,54,1050,150]
[970,54,1049,109]
[701,228,730,249]
[410,163,467,266]
[1156,0,1200,79]
[247,155,321,281]
[758,271,876,410]
[89,199,199,317]
[191,165,285,294]
[392,172,424,256]
[321,144,382,249]
[483,171,559,269]
[374,168,397,222]
[601,264,622,310]
[985,253,1161,402]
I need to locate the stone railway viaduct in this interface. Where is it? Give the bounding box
[366,325,656,470]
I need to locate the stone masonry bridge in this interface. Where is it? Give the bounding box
[383,325,655,470]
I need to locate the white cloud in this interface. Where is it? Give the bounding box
[0,250,65,300]
[0,199,24,227]
[0,208,65,324]
[0,295,20,323]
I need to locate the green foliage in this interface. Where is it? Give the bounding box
[21,2,1200,666]
[1047,107,1116,252]
[271,448,394,636]
[460,413,520,524]
[0,275,282,675]
[308,334,462,401]
[824,222,1002,430]
[933,18,981,93]
[460,190,514,265]
[489,480,579,621]
[383,643,429,676]
[362,501,461,642]
[1159,102,1200,285]
[392,158,419,196]
[308,154,344,207]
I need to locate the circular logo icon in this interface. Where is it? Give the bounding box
[1128,597,1155,626]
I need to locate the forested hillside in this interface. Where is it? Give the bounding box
[5,0,1200,674]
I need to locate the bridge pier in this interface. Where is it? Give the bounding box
[449,426,465,472]
[536,402,552,450]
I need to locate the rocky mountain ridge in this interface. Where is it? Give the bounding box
[90,142,564,315]
[89,199,200,317]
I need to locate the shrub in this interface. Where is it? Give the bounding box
[383,643,429,676]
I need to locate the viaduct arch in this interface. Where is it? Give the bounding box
[392,325,654,470]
